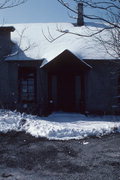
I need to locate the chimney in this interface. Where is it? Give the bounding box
[77,3,84,26]
[0,26,15,57]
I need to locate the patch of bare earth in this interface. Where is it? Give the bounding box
[0,131,120,180]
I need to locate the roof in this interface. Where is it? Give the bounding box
[5,22,117,66]
[42,49,92,71]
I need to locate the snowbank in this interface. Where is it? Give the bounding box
[0,110,120,140]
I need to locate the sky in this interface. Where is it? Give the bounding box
[0,0,113,25]
[0,0,75,24]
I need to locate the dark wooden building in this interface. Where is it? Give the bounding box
[0,24,119,116]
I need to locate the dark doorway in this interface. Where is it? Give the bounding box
[58,73,75,112]
[48,73,85,113]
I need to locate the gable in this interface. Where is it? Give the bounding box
[41,50,92,73]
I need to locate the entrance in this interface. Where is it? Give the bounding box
[45,50,91,113]
[48,73,84,113]
[58,74,75,112]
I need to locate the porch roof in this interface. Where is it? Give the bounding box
[41,49,92,73]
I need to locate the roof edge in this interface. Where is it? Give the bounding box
[41,49,92,69]
[0,26,15,32]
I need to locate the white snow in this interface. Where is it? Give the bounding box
[0,109,120,140]
[5,22,117,66]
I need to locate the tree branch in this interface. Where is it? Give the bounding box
[0,0,27,9]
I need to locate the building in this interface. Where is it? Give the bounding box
[0,4,119,115]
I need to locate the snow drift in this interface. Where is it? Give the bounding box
[0,109,120,140]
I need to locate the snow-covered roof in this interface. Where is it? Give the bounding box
[5,22,117,66]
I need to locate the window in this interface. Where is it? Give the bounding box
[19,67,36,103]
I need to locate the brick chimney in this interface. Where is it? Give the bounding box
[77,3,84,26]
[0,26,15,57]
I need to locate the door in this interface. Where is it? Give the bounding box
[48,73,85,113]
[58,73,75,112]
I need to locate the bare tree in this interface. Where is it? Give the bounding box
[57,0,120,58]
[0,0,27,9]
[5,27,36,59]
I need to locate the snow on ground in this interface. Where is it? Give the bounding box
[0,109,120,140]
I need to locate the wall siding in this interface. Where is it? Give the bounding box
[0,59,119,115]
[85,60,119,114]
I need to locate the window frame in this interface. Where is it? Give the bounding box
[18,67,37,104]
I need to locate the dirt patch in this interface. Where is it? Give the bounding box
[0,131,120,180]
